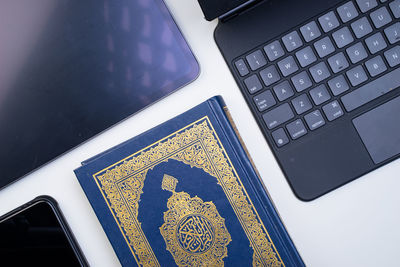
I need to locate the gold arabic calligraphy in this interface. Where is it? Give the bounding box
[177,214,215,254]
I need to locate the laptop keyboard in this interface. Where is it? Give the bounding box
[234,0,400,147]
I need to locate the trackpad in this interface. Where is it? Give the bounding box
[353,96,400,164]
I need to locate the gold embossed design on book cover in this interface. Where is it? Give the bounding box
[93,117,284,266]
[160,174,231,266]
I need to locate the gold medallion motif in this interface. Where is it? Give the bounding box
[160,174,231,266]
[176,214,214,254]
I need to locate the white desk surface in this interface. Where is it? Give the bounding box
[1,0,399,266]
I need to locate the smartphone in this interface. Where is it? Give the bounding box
[0,196,88,266]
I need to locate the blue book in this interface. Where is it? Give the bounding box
[74,96,304,267]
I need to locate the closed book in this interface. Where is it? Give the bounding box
[74,96,304,266]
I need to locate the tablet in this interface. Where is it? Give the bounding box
[0,0,199,189]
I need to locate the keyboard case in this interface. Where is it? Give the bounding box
[215,0,400,200]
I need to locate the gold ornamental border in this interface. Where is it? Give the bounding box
[92,116,284,266]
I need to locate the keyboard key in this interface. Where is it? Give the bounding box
[309,84,331,105]
[295,46,317,67]
[337,1,359,23]
[282,31,303,52]
[341,67,400,111]
[300,21,321,42]
[272,128,289,147]
[273,81,294,101]
[356,0,378,13]
[332,27,354,48]
[244,75,263,94]
[286,119,307,140]
[277,56,299,77]
[365,32,387,54]
[328,75,350,96]
[322,100,344,121]
[389,0,400,18]
[384,23,400,44]
[346,42,368,63]
[291,71,312,92]
[346,65,368,86]
[328,52,349,73]
[314,36,335,58]
[318,11,340,32]
[263,103,294,129]
[309,62,331,83]
[351,17,373,38]
[365,55,387,77]
[235,59,249,76]
[260,65,280,86]
[291,94,312,114]
[384,46,400,67]
[264,40,285,61]
[304,110,326,130]
[246,50,267,71]
[254,90,276,111]
[370,7,392,28]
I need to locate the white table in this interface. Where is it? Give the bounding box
[1,0,399,266]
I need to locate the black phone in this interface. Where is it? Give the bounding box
[0,196,88,266]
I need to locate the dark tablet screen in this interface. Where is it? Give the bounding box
[0,0,199,189]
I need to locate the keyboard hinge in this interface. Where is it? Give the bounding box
[219,0,264,22]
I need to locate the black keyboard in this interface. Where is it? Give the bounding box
[234,0,400,148]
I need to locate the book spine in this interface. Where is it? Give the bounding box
[207,96,304,266]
